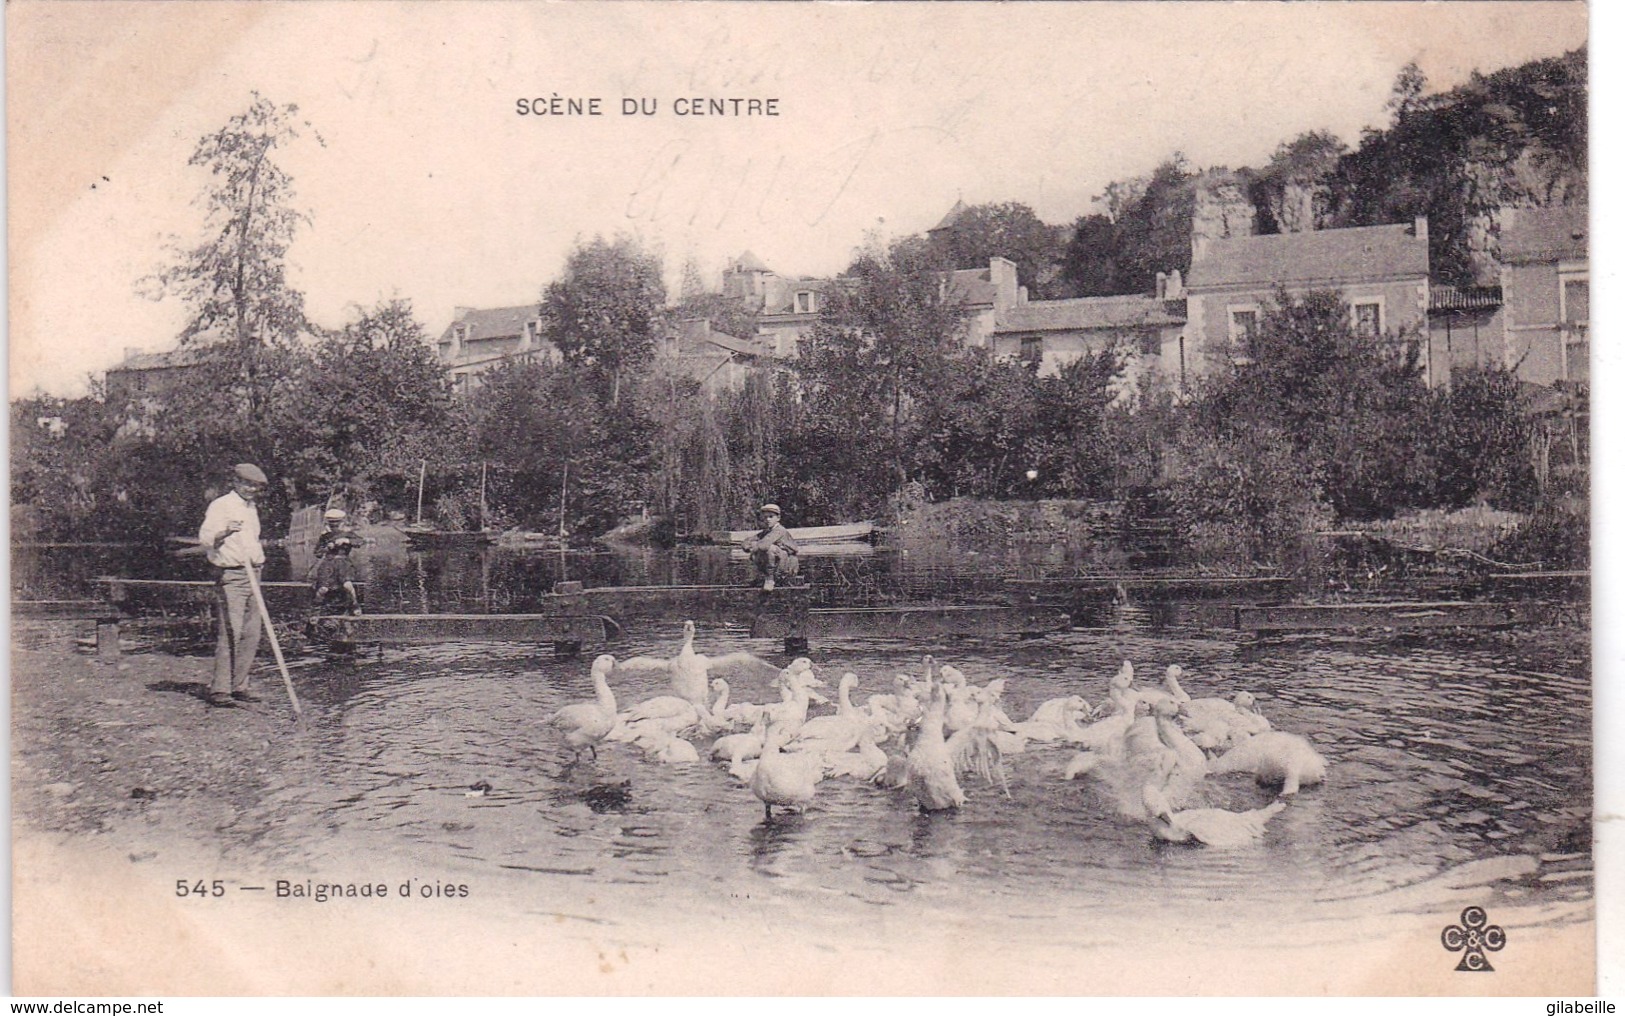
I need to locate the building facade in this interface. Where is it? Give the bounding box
[1499,204,1588,385]
[1183,218,1431,378]
[436,305,560,391]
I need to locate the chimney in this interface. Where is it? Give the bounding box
[123,347,141,363]
[1167,270,1183,300]
[1414,216,1429,243]
[988,256,1019,311]
[1156,272,1168,300]
[453,306,474,321]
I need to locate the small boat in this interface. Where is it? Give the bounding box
[403,461,497,546]
[728,543,878,559]
[715,521,878,546]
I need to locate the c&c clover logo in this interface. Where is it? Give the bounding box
[1441,906,1506,971]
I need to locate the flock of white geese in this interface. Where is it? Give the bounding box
[549,620,1327,847]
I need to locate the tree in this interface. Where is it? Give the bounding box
[795,233,970,510]
[540,235,667,406]
[926,201,1067,299]
[1058,213,1121,297]
[276,299,456,504]
[152,92,321,351]
[146,93,324,454]
[1192,289,1433,520]
[1111,154,1197,294]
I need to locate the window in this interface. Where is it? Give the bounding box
[1352,300,1383,338]
[795,290,815,314]
[1020,335,1043,365]
[1227,307,1259,356]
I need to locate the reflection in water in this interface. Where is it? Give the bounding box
[14,540,1593,948]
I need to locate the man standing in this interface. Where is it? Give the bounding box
[745,503,798,591]
[198,463,268,708]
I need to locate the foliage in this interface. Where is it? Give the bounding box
[1329,48,1587,284]
[1165,420,1334,568]
[1192,289,1434,520]
[540,234,667,405]
[794,234,970,509]
[1107,154,1197,294]
[1426,366,1538,510]
[1057,213,1122,297]
[926,201,1068,299]
[276,299,457,505]
[149,92,322,352]
[465,358,655,535]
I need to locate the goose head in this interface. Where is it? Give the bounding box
[940,664,967,688]
[1111,661,1135,690]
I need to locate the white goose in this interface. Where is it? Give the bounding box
[762,667,827,738]
[1142,783,1287,847]
[750,722,824,819]
[907,679,967,811]
[1209,730,1326,796]
[615,620,780,707]
[788,673,875,752]
[547,654,619,761]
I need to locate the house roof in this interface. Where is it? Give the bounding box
[762,277,835,316]
[994,294,1185,335]
[1430,285,1503,312]
[1501,205,1587,265]
[441,305,540,343]
[108,330,239,373]
[1187,222,1428,290]
[733,250,772,273]
[109,345,226,372]
[945,267,997,306]
[929,199,968,233]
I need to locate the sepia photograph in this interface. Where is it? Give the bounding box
[6,0,1604,998]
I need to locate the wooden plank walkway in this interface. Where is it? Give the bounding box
[1235,601,1528,633]
[304,612,618,653]
[1007,575,1293,601]
[751,604,1072,642]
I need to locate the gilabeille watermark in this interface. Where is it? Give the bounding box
[1546,1004,1616,1015]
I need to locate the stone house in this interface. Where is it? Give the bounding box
[722,251,835,358]
[1183,218,1432,378]
[436,305,561,391]
[1498,205,1588,385]
[659,318,777,395]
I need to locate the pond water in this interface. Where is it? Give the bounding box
[14,540,1595,959]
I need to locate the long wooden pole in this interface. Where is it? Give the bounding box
[243,565,302,717]
[415,460,427,525]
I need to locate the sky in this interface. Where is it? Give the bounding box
[5,1,1592,399]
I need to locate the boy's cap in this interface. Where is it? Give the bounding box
[760,504,781,514]
[233,463,268,484]
[323,508,348,521]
